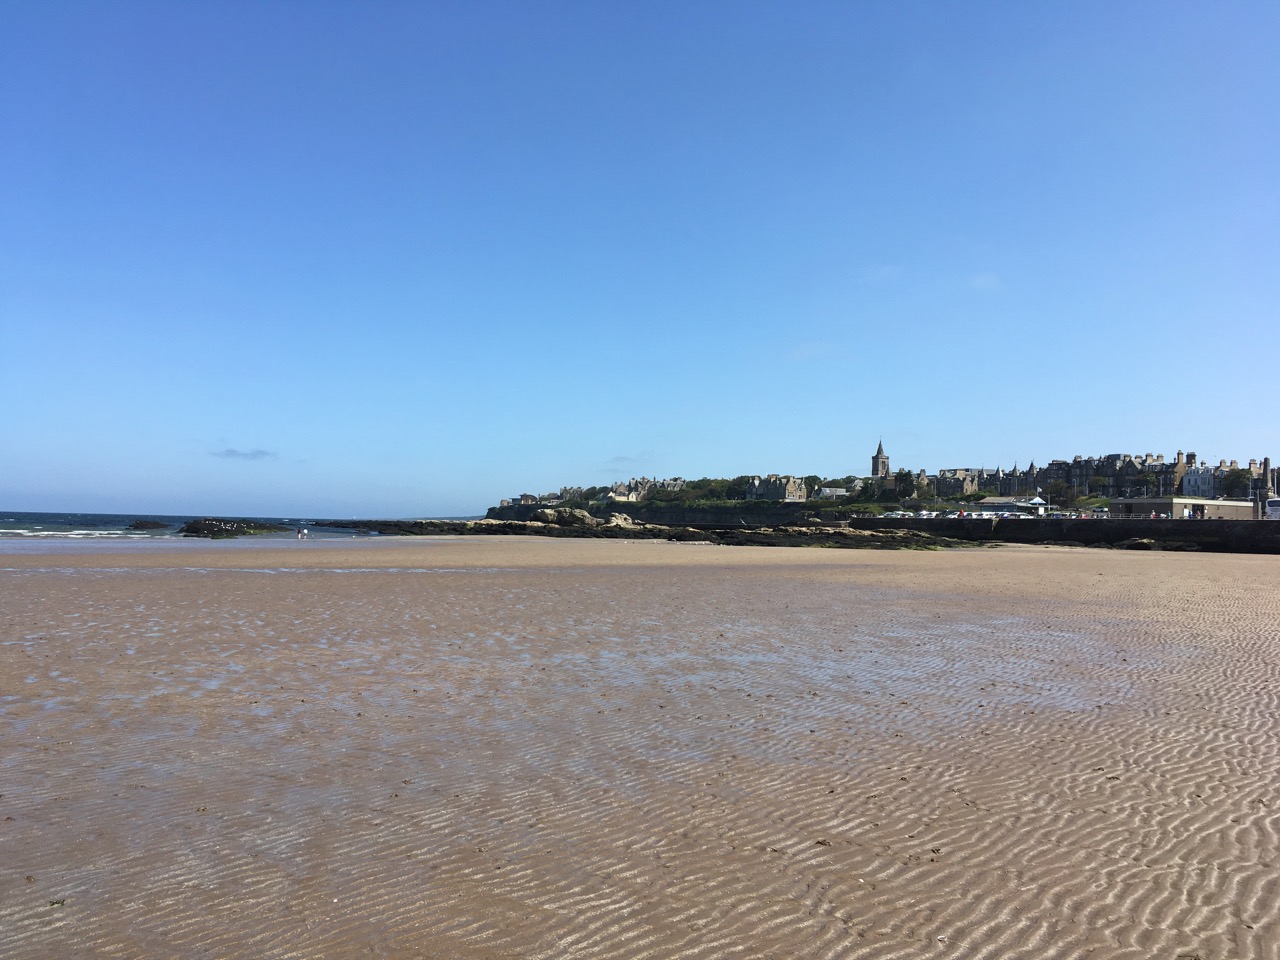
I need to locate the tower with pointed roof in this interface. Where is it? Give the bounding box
[871,439,890,479]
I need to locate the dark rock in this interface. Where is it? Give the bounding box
[178,518,292,539]
[532,508,602,527]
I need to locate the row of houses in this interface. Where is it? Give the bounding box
[504,475,812,506]
[501,445,1277,511]
[871,441,1275,504]
[927,451,1276,502]
[503,477,689,508]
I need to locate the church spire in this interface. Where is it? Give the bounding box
[871,439,889,479]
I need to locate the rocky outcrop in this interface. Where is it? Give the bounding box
[316,513,1280,554]
[178,518,292,539]
[314,516,970,550]
[531,508,602,527]
[489,500,824,527]
[604,512,641,528]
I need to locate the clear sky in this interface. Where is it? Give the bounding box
[3,1,1277,518]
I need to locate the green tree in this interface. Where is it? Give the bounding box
[692,478,729,500]
[1220,468,1253,499]
[1045,480,1072,507]
[893,468,916,500]
[646,487,685,504]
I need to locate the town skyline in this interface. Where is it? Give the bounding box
[508,440,1279,509]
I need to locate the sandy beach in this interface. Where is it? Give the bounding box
[2,536,1277,959]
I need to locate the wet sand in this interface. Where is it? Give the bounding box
[2,537,1278,959]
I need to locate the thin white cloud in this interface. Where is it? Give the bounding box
[601,453,652,476]
[212,448,278,461]
[786,341,824,362]
[603,455,641,469]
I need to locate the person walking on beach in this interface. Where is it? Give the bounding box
[296,527,303,540]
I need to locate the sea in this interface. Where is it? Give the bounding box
[0,510,362,541]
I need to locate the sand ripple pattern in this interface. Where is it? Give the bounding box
[2,543,1279,958]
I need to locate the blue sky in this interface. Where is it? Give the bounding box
[3,1,1277,518]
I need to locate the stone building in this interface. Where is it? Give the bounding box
[1181,456,1274,501]
[745,475,807,501]
[869,441,1273,506]
[995,465,1034,497]
[933,467,998,497]
[981,451,1190,500]
[607,477,686,502]
[1181,456,1216,498]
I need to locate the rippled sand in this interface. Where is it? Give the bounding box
[2,537,1278,959]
